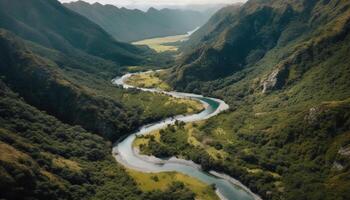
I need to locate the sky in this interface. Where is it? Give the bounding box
[58,0,246,10]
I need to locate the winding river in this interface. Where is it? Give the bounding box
[112,72,261,200]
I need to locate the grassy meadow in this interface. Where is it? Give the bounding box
[132,34,189,52]
[125,71,172,91]
[126,169,219,200]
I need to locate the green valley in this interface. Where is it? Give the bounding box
[1,0,350,200]
[0,0,217,199]
[141,0,350,199]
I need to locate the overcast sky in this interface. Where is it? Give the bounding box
[59,0,246,9]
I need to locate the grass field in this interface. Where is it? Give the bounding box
[125,71,204,114]
[134,122,228,160]
[126,169,219,200]
[125,71,172,91]
[132,34,189,52]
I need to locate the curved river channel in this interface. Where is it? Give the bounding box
[112,72,261,200]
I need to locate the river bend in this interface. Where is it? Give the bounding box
[112,72,261,200]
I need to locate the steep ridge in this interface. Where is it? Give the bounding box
[0,29,196,142]
[0,80,143,200]
[152,0,350,199]
[0,0,151,65]
[64,1,212,42]
[180,4,242,53]
[169,0,350,89]
[0,2,211,199]
[0,79,199,200]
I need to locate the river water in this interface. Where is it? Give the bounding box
[112,72,260,200]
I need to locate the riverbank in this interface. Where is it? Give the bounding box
[114,145,261,200]
[210,171,262,200]
[112,71,261,200]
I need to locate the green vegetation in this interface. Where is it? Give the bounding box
[0,29,198,142]
[136,99,350,200]
[0,1,208,198]
[123,66,160,73]
[0,81,141,200]
[0,0,154,66]
[1,0,350,199]
[168,0,350,89]
[64,1,211,42]
[125,71,172,91]
[133,34,190,53]
[153,1,350,199]
[134,122,220,171]
[126,169,219,200]
[0,80,209,200]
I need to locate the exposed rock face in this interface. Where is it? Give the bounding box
[304,107,321,125]
[332,161,344,171]
[338,146,350,157]
[261,64,289,93]
[262,68,280,93]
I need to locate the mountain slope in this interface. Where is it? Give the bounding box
[169,0,350,88]
[0,0,150,65]
[180,4,242,53]
[0,29,199,142]
[0,14,204,200]
[0,1,210,199]
[0,80,145,200]
[152,0,350,199]
[64,1,212,42]
[0,78,199,200]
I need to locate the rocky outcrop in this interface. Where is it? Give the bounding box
[338,146,350,157]
[332,161,344,171]
[304,107,321,125]
[261,63,289,93]
[261,68,281,93]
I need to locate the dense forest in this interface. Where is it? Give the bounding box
[0,0,206,199]
[0,80,197,200]
[1,0,350,199]
[149,0,350,199]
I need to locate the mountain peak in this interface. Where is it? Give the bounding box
[147,7,158,12]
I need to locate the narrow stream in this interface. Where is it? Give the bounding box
[112,72,261,200]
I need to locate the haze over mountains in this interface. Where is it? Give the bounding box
[64,1,215,42]
[0,0,154,65]
[59,0,244,11]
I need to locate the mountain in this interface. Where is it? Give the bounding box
[0,0,205,198]
[0,0,152,65]
[180,4,242,53]
[0,78,143,200]
[170,0,350,87]
[0,63,195,200]
[64,1,213,42]
[160,0,350,199]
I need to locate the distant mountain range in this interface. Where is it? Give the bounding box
[64,1,215,42]
[0,0,153,66]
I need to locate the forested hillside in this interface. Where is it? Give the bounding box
[0,0,205,199]
[0,0,153,65]
[0,29,196,142]
[64,1,212,42]
[0,78,198,200]
[147,0,350,199]
[1,0,350,199]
